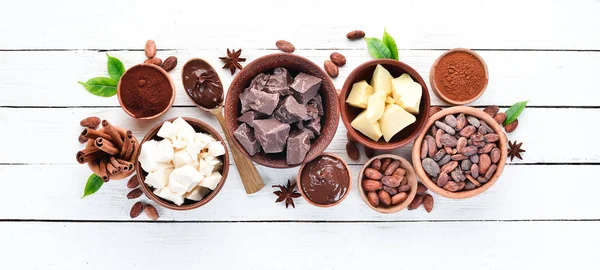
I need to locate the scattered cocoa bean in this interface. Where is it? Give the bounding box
[144,204,159,220]
[493,112,506,125]
[380,158,392,172]
[80,116,101,128]
[127,188,143,199]
[127,175,139,189]
[397,184,411,193]
[490,148,501,163]
[346,30,366,40]
[144,57,162,66]
[504,119,519,133]
[367,191,380,207]
[383,186,398,196]
[364,168,383,180]
[384,160,401,176]
[483,105,499,117]
[324,60,339,78]
[479,154,491,174]
[346,142,360,160]
[422,158,440,177]
[78,134,88,144]
[417,182,427,194]
[364,146,375,159]
[444,115,457,127]
[130,202,143,218]
[370,159,382,170]
[276,40,295,53]
[382,176,401,188]
[391,192,408,205]
[362,180,383,191]
[466,116,480,127]
[145,40,157,58]
[161,56,178,72]
[423,194,434,213]
[435,121,455,135]
[378,190,392,206]
[408,194,424,210]
[443,181,460,192]
[330,52,346,66]
[429,106,443,116]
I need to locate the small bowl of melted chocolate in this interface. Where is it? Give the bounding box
[297,153,351,207]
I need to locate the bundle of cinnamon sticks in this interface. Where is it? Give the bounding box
[76,120,138,182]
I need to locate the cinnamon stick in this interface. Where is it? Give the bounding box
[116,158,133,171]
[81,128,112,141]
[102,120,124,150]
[94,137,120,156]
[109,157,125,172]
[76,150,105,164]
[106,161,120,175]
[124,139,137,161]
[98,158,110,182]
[119,133,132,158]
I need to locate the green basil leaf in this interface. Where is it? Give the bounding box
[106,53,125,81]
[382,28,398,60]
[504,100,529,125]
[78,77,118,97]
[364,37,392,59]
[82,174,104,198]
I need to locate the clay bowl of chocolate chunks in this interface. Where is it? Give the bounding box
[135,117,230,211]
[411,106,507,199]
[224,53,339,168]
[340,59,431,151]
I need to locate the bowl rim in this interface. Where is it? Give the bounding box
[357,154,418,214]
[134,117,230,211]
[117,63,177,120]
[223,53,339,168]
[429,48,489,105]
[411,106,507,199]
[339,59,431,151]
[296,153,352,208]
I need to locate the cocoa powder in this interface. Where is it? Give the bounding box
[434,51,487,102]
[119,65,173,118]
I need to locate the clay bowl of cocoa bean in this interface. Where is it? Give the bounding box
[224,53,339,168]
[296,153,351,208]
[340,59,431,151]
[411,106,507,199]
[358,154,418,213]
[134,117,230,211]
[117,63,176,120]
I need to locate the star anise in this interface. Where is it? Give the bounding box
[272,179,302,209]
[219,48,246,75]
[508,140,526,161]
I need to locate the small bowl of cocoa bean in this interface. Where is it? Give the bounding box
[411,106,507,199]
[358,154,418,214]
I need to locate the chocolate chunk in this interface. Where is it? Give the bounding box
[274,96,308,124]
[253,118,291,153]
[233,123,261,155]
[305,104,319,120]
[290,72,322,104]
[237,111,264,128]
[286,130,311,165]
[242,87,280,115]
[308,95,324,116]
[239,87,252,113]
[249,73,270,90]
[265,67,293,96]
[305,118,321,136]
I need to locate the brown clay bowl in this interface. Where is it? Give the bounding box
[224,53,339,168]
[340,59,431,151]
[358,154,418,214]
[430,48,489,105]
[86,126,138,180]
[117,63,176,120]
[135,117,230,211]
[411,106,507,199]
[296,153,351,208]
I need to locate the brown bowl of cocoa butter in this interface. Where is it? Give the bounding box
[430,48,489,105]
[296,153,351,208]
[358,154,418,214]
[117,64,176,119]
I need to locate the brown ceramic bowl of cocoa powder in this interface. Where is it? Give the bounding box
[117,64,176,120]
[430,48,489,105]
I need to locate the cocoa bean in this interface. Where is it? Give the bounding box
[391,192,408,205]
[435,121,455,135]
[431,124,438,135]
[400,176,408,186]
[504,119,519,133]
[472,139,486,148]
[78,134,88,144]
[466,116,480,127]
[346,142,359,160]
[459,125,476,137]
[324,60,339,78]
[483,105,499,117]
[380,158,392,173]
[434,149,446,161]
[441,161,458,174]
[456,137,467,152]
[144,204,159,220]
[437,172,450,187]
[417,182,428,194]
[367,191,380,207]
[80,116,101,128]
[130,202,143,218]
[460,146,478,156]
[370,158,382,170]
[127,188,143,199]
[478,143,495,154]
[485,164,498,179]
[364,168,383,180]
[435,129,444,148]
[393,167,406,177]
[378,190,392,206]
[382,176,401,188]
[383,186,398,196]
[364,146,375,159]
[347,132,357,143]
[429,106,443,116]
[444,115,457,127]
[422,158,440,177]
[465,174,481,187]
[425,135,437,158]
[437,155,452,166]
[420,140,428,159]
[471,132,484,142]
[346,30,366,40]
[451,154,469,161]
[484,134,500,143]
[471,164,480,178]
[461,159,472,171]
[491,148,501,163]
[362,179,383,191]
[464,181,476,190]
[408,194,424,210]
[479,154,491,174]
[126,175,139,189]
[397,184,411,193]
[455,113,467,131]
[330,52,346,66]
[144,57,162,66]
[444,146,453,154]
[477,176,488,184]
[493,113,506,125]
[470,154,480,164]
[442,181,460,192]
[145,40,157,58]
[479,122,493,134]
[456,181,466,191]
[276,40,295,53]
[423,194,434,213]
[450,169,466,182]
[137,79,146,87]
[440,134,458,147]
[384,160,401,176]
[161,56,178,72]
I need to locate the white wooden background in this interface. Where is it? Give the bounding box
[1,0,599,269]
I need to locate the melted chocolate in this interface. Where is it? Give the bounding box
[182,59,224,109]
[300,156,349,205]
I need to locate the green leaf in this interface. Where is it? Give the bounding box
[364,37,392,59]
[106,53,125,81]
[82,174,104,198]
[504,100,529,125]
[382,28,398,60]
[78,77,118,97]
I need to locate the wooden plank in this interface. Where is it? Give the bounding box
[2,0,599,50]
[0,221,596,269]
[1,164,598,221]
[1,50,600,107]
[0,107,595,164]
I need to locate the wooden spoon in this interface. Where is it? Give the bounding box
[181,58,264,194]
